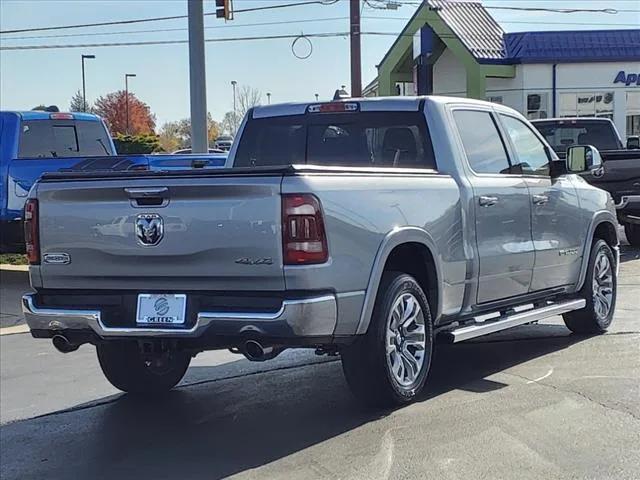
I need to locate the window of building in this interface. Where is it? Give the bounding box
[500,115,550,176]
[526,93,548,120]
[626,92,640,137]
[453,110,511,174]
[560,92,614,118]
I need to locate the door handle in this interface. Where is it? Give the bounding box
[532,194,549,205]
[479,196,499,207]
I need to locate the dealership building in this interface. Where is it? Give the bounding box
[364,0,640,138]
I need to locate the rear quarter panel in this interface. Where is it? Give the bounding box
[282,172,466,334]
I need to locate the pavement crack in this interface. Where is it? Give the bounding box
[504,372,640,422]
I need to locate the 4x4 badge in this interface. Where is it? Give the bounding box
[136,214,164,246]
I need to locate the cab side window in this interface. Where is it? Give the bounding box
[453,110,511,174]
[500,115,550,176]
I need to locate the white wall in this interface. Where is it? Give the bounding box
[432,55,640,137]
[432,49,467,97]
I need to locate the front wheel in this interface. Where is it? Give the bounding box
[563,239,617,334]
[341,272,434,408]
[97,341,191,394]
[624,223,640,247]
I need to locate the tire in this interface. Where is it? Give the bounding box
[563,239,617,334]
[624,223,640,247]
[341,271,434,408]
[97,341,191,394]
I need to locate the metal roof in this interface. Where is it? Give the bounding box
[427,0,506,60]
[503,29,640,64]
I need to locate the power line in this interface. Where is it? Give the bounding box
[0,0,341,35]
[3,14,636,43]
[1,17,350,41]
[3,30,639,51]
[362,16,640,27]
[0,32,350,51]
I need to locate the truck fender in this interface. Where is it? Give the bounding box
[575,210,619,292]
[355,227,442,335]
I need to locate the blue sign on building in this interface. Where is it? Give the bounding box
[614,71,640,86]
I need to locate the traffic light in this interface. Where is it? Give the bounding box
[216,0,233,20]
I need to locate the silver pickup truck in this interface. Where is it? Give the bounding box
[22,97,619,407]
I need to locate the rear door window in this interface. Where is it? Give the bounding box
[18,120,112,158]
[453,110,511,174]
[234,111,436,169]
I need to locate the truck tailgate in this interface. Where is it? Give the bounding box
[35,174,284,291]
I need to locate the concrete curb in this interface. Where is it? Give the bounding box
[0,324,30,336]
[0,265,29,272]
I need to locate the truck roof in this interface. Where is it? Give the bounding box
[251,95,499,119]
[0,110,102,121]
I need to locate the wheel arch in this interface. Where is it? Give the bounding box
[575,211,619,291]
[355,227,442,335]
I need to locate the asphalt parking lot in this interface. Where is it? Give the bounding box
[0,245,638,480]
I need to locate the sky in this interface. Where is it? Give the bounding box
[1,0,638,127]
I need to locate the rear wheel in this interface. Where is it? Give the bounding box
[341,272,433,408]
[97,341,191,394]
[563,239,616,334]
[624,223,640,247]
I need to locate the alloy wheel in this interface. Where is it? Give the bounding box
[592,249,614,320]
[385,293,427,388]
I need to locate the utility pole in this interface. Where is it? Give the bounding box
[350,0,362,97]
[81,54,95,112]
[188,0,208,153]
[124,73,136,134]
[231,80,237,134]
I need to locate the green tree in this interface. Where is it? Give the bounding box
[113,133,163,154]
[69,90,89,112]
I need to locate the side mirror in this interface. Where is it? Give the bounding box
[627,136,640,150]
[566,145,603,175]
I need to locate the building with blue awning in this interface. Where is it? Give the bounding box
[365,0,640,138]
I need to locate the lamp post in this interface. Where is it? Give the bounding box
[315,93,319,101]
[231,80,237,134]
[124,73,136,134]
[266,92,271,105]
[81,54,95,112]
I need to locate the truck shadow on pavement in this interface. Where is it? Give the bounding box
[0,325,596,480]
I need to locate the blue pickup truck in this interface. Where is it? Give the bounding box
[0,110,226,252]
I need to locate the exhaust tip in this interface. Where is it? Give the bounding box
[241,340,285,362]
[52,335,79,353]
[244,340,264,361]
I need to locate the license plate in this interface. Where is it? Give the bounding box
[136,294,187,325]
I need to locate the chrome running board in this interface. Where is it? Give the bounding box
[445,299,586,343]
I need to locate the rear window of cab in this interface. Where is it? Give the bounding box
[234,111,436,170]
[18,120,113,158]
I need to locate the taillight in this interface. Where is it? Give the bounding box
[282,194,328,265]
[24,199,40,265]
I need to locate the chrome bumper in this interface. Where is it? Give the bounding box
[22,293,337,339]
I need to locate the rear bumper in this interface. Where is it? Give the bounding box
[22,293,337,340]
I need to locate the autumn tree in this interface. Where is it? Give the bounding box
[158,113,220,152]
[69,90,89,112]
[93,90,156,135]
